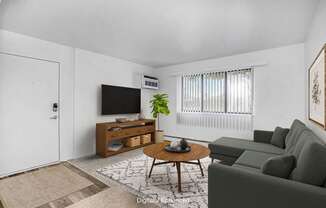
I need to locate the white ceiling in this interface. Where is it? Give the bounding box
[0,0,320,67]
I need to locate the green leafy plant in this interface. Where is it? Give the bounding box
[150,93,170,130]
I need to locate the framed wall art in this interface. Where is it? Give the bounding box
[309,44,326,129]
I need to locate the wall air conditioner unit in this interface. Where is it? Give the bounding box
[142,75,159,90]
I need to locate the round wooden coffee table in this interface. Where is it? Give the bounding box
[143,142,210,192]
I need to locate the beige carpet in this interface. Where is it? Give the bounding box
[66,187,156,208]
[0,164,93,208]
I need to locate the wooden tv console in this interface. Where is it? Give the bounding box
[96,119,155,157]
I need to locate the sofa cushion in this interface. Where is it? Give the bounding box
[285,120,307,153]
[291,142,326,186]
[209,137,284,158]
[232,164,260,173]
[210,153,237,165]
[271,127,289,148]
[261,155,296,179]
[235,151,279,169]
[292,130,322,159]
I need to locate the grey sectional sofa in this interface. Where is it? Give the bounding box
[208,119,326,208]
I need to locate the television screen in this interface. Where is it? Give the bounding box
[101,85,141,115]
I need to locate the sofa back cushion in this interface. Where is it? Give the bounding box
[285,120,307,154]
[292,130,322,159]
[291,142,326,186]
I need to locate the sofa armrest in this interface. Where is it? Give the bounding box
[208,163,326,208]
[253,130,273,143]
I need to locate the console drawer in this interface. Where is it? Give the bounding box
[107,126,154,139]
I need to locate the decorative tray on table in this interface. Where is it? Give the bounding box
[164,145,191,153]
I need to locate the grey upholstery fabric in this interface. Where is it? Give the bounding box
[209,138,245,157]
[208,120,326,208]
[209,137,284,157]
[232,164,260,173]
[261,155,296,179]
[292,130,322,158]
[271,127,289,148]
[210,153,237,165]
[285,120,307,153]
[235,151,279,169]
[253,130,274,144]
[291,142,326,186]
[208,163,326,208]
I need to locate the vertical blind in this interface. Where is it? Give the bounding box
[226,69,252,114]
[182,68,253,114]
[182,74,202,112]
[203,72,225,113]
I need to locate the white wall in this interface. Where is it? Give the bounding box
[304,0,326,142]
[155,44,305,142]
[0,29,75,160]
[74,49,154,157]
[0,29,155,160]
[1,10,318,159]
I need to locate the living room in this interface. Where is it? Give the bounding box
[0,0,326,208]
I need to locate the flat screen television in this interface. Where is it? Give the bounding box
[101,85,141,115]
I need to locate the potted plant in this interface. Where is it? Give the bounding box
[150,93,170,143]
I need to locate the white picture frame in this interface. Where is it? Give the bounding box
[309,44,326,129]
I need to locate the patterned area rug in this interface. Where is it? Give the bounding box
[97,154,210,208]
[0,163,108,208]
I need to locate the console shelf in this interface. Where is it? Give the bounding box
[96,119,156,157]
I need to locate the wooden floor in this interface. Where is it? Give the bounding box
[0,163,108,208]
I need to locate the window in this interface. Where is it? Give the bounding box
[181,69,253,114]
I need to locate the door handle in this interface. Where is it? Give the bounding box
[49,115,58,120]
[52,103,58,112]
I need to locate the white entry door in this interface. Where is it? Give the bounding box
[0,53,60,177]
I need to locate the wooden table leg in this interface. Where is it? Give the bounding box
[148,158,156,178]
[176,162,181,192]
[198,159,204,177]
